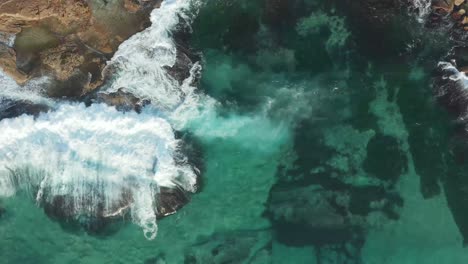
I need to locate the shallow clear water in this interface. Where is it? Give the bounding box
[1,0,468,263]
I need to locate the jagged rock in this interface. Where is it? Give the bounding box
[40,184,194,234]
[263,0,300,27]
[436,61,468,116]
[0,44,27,83]
[455,0,465,6]
[0,99,49,120]
[31,134,203,235]
[156,187,190,217]
[95,88,150,113]
[0,0,161,94]
[432,0,454,13]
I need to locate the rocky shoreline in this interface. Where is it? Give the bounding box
[0,0,202,236]
[0,0,162,93]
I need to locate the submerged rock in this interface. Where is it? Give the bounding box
[268,185,356,245]
[0,204,4,218]
[40,184,194,235]
[184,230,272,264]
[363,134,408,184]
[36,133,201,235]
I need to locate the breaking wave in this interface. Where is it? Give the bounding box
[0,0,202,239]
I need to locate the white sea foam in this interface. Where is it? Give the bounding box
[0,0,293,240]
[105,0,205,125]
[439,61,468,87]
[0,70,54,107]
[0,103,197,239]
[412,0,431,23]
[0,0,202,239]
[0,32,15,47]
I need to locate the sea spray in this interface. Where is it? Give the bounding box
[411,0,431,23]
[104,0,203,118]
[0,0,294,240]
[0,70,54,107]
[0,103,198,239]
[0,0,202,239]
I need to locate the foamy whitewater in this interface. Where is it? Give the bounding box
[105,0,209,130]
[439,61,468,87]
[0,0,201,239]
[0,70,54,107]
[412,0,431,22]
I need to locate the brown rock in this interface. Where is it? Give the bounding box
[0,0,161,95]
[462,16,468,24]
[455,0,465,6]
[432,0,454,13]
[0,44,27,83]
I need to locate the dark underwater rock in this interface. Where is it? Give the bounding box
[156,187,190,218]
[184,230,272,264]
[165,20,202,85]
[268,185,356,245]
[433,61,468,243]
[40,190,133,235]
[0,99,49,121]
[39,183,195,235]
[342,0,413,57]
[363,134,408,183]
[344,0,403,27]
[435,61,468,117]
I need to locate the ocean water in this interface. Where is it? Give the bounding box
[1,0,468,263]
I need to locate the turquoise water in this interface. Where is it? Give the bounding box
[2,0,468,263]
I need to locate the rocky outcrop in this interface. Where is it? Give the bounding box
[95,89,150,112]
[0,99,49,120]
[429,0,468,32]
[40,184,193,234]
[0,0,161,94]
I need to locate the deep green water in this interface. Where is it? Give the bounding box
[2,0,468,263]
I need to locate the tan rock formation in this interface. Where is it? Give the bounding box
[0,0,161,94]
[455,0,465,7]
[432,0,454,13]
[0,44,27,83]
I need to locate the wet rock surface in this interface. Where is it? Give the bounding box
[0,0,203,236]
[0,99,49,120]
[0,0,162,93]
[95,89,150,113]
[39,184,195,234]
